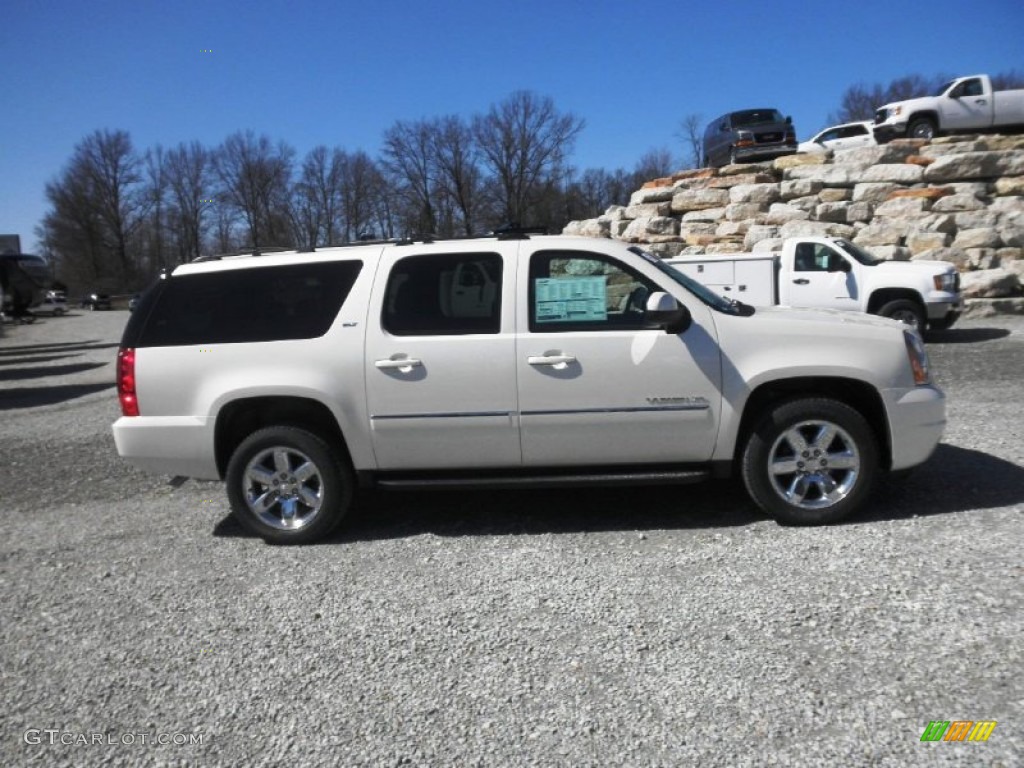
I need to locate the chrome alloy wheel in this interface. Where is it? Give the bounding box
[242,447,324,530]
[766,420,860,510]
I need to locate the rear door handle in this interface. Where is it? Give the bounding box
[527,354,577,366]
[793,278,810,285]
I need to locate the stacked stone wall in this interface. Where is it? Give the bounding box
[564,135,1024,314]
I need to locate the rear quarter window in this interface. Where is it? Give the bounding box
[130,260,362,347]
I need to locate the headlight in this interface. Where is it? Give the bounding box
[904,330,931,386]
[933,272,957,292]
[891,106,902,117]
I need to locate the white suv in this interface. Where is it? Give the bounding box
[113,232,945,543]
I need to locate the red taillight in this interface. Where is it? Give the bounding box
[117,347,139,416]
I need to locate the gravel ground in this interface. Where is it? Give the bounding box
[0,310,1021,767]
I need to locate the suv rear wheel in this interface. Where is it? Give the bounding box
[226,426,352,544]
[741,398,879,525]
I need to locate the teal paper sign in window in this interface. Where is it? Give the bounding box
[535,276,608,323]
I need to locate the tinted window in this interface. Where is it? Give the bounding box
[730,109,786,127]
[382,252,502,336]
[135,260,362,347]
[529,250,658,332]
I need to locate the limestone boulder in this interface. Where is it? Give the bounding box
[994,177,1024,196]
[625,202,671,219]
[724,202,764,222]
[853,183,901,204]
[923,151,1004,181]
[729,183,781,205]
[959,268,1021,299]
[952,228,1002,250]
[966,248,1001,270]
[752,238,785,253]
[912,247,970,269]
[743,224,780,249]
[629,186,675,206]
[874,197,932,217]
[853,221,907,247]
[784,165,856,186]
[779,219,855,239]
[682,207,726,223]
[907,231,951,254]
[774,154,826,170]
[564,219,610,238]
[780,179,823,200]
[931,194,986,213]
[671,188,730,213]
[860,164,925,184]
[764,203,811,225]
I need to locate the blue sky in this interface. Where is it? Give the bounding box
[3,0,1022,251]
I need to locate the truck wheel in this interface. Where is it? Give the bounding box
[226,426,352,544]
[908,118,936,140]
[877,299,924,331]
[927,315,957,332]
[742,398,879,525]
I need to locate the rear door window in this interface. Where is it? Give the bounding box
[135,260,362,346]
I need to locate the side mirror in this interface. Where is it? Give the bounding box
[786,116,793,125]
[645,291,692,334]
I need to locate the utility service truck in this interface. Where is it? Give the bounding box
[667,237,962,332]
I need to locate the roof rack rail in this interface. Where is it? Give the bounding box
[192,245,295,262]
[492,223,548,240]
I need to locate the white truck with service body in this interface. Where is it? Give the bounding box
[668,237,962,332]
[873,74,1024,141]
[113,232,946,544]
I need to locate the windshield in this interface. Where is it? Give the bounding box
[935,80,956,97]
[628,247,749,315]
[834,238,883,266]
[731,109,785,127]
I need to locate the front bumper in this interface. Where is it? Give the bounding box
[733,144,798,162]
[872,123,906,144]
[883,384,946,471]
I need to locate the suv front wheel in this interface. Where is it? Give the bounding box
[741,398,879,525]
[226,426,352,544]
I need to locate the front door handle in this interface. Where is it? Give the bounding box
[527,354,577,367]
[793,278,810,285]
[375,357,423,371]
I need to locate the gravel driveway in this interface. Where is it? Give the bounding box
[1,310,1021,767]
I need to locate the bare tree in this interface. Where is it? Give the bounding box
[473,91,585,227]
[431,115,482,235]
[79,129,146,280]
[213,131,295,250]
[381,120,438,235]
[677,114,705,169]
[339,150,386,242]
[143,145,169,272]
[39,129,145,290]
[632,148,676,186]
[165,141,210,262]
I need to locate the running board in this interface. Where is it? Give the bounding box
[369,468,712,491]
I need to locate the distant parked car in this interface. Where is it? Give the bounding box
[799,121,877,153]
[36,289,69,316]
[704,108,797,168]
[81,292,112,311]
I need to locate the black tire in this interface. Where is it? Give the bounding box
[927,314,957,332]
[908,117,936,140]
[226,426,352,544]
[741,398,879,525]
[877,299,925,331]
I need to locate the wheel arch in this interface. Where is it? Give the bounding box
[907,111,940,134]
[733,377,892,472]
[866,288,925,316]
[214,396,352,480]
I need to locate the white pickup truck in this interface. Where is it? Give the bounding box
[667,237,962,332]
[873,74,1024,142]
